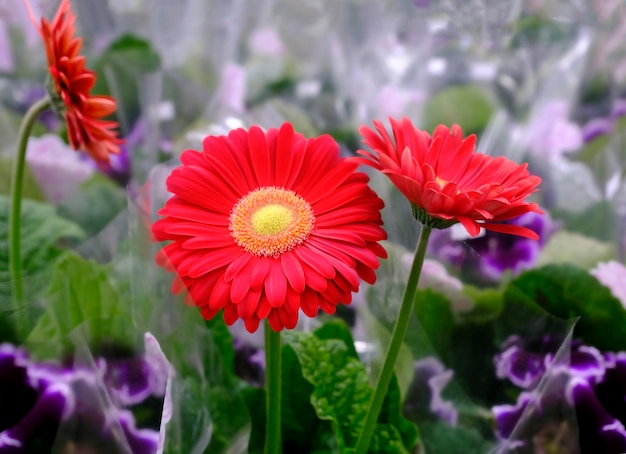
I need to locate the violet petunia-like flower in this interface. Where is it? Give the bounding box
[0,335,170,453]
[493,336,626,453]
[404,356,457,426]
[428,211,556,282]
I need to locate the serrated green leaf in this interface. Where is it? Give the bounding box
[26,253,133,358]
[502,264,626,351]
[284,330,418,453]
[314,318,359,359]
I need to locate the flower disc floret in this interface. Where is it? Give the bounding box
[230,186,315,258]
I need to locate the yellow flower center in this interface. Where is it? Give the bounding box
[251,204,294,236]
[229,186,315,257]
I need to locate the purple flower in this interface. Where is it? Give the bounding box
[428,212,556,282]
[405,357,457,426]
[580,98,626,144]
[233,338,265,386]
[0,335,171,453]
[493,337,626,453]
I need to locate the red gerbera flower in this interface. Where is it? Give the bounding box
[356,117,542,239]
[152,123,387,332]
[25,0,123,166]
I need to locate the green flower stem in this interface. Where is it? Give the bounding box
[9,96,51,334]
[354,225,432,454]
[264,320,282,454]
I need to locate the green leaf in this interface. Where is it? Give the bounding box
[241,386,266,454]
[423,85,494,135]
[411,289,455,362]
[570,133,614,190]
[284,330,418,453]
[92,34,161,125]
[165,377,213,454]
[26,253,133,358]
[419,421,494,454]
[459,286,503,323]
[502,264,626,350]
[281,344,326,452]
[551,201,617,242]
[163,306,250,453]
[537,231,616,269]
[0,195,83,339]
[0,156,44,200]
[57,174,128,237]
[314,318,359,359]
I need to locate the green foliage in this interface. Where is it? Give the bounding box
[163,308,250,453]
[283,321,419,453]
[411,289,455,362]
[501,264,626,351]
[509,15,571,48]
[0,195,83,340]
[419,421,494,454]
[26,253,133,358]
[423,85,494,135]
[0,156,44,201]
[92,34,161,126]
[57,174,128,238]
[537,231,616,269]
[459,286,503,323]
[550,202,616,243]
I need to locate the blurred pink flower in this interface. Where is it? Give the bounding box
[26,134,93,203]
[590,261,626,308]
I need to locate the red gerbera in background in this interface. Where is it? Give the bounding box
[152,123,387,333]
[25,0,123,166]
[356,117,542,239]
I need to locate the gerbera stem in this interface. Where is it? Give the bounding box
[264,320,282,454]
[354,224,432,454]
[9,96,51,336]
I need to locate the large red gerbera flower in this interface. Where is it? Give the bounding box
[356,117,542,239]
[152,123,387,332]
[25,0,123,166]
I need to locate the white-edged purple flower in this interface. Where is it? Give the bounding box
[428,211,556,282]
[493,337,626,453]
[0,335,171,453]
[405,357,457,426]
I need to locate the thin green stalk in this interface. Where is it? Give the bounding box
[9,96,51,334]
[354,225,432,454]
[264,320,282,454]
